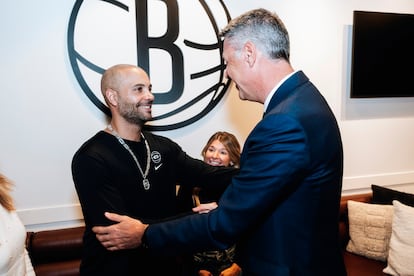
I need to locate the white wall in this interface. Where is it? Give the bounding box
[1,0,413,231]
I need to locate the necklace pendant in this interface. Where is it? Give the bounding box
[143,178,150,190]
[109,125,152,191]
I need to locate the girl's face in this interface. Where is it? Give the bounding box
[203,139,232,167]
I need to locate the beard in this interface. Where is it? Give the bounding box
[118,101,152,126]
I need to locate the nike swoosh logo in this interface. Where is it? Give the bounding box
[155,164,163,170]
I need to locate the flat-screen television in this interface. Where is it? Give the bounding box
[350,11,414,98]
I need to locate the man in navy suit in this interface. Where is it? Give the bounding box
[93,8,346,275]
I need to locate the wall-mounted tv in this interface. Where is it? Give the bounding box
[350,11,414,98]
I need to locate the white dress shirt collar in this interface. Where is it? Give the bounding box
[263,70,297,113]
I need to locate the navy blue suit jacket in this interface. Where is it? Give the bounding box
[145,71,346,275]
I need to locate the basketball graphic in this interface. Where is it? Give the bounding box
[67,0,232,131]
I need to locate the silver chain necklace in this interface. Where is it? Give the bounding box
[107,125,151,190]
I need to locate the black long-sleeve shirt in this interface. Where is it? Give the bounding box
[72,131,237,275]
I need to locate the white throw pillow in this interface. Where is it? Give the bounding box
[346,200,394,261]
[383,200,414,276]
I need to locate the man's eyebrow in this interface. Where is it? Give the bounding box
[132,83,152,89]
[132,83,147,87]
[133,83,146,87]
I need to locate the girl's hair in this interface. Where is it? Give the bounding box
[201,131,241,168]
[0,173,15,211]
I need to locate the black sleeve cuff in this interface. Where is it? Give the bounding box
[141,227,149,249]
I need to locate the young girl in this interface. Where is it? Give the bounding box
[177,131,242,276]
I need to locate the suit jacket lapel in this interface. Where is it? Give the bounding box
[264,71,309,117]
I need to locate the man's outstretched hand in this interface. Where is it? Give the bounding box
[93,203,216,251]
[92,212,148,251]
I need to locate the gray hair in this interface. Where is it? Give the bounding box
[220,8,290,61]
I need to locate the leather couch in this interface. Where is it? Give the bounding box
[25,193,387,276]
[26,226,84,276]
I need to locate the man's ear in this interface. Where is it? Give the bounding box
[105,88,118,107]
[244,41,256,67]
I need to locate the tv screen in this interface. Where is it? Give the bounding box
[350,11,414,98]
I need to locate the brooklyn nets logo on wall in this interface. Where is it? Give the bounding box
[67,0,232,131]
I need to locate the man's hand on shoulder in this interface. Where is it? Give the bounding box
[92,212,148,251]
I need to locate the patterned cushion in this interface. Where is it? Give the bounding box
[346,200,393,261]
